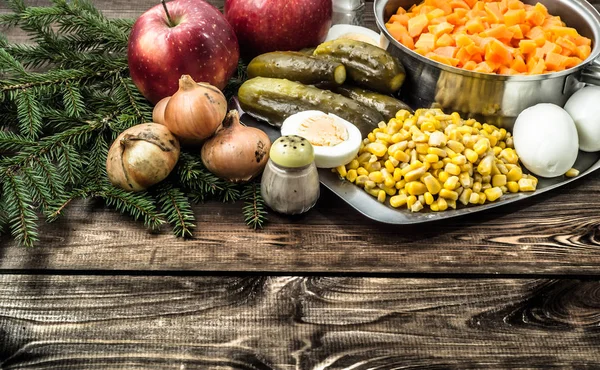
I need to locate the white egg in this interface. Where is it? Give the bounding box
[325,24,389,49]
[513,103,579,178]
[280,110,362,169]
[564,86,600,152]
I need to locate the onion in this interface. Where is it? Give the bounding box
[106,123,180,191]
[152,96,170,124]
[201,110,271,182]
[163,75,227,143]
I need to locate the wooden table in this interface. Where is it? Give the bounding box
[2,0,600,368]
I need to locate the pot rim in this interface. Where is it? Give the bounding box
[374,0,600,82]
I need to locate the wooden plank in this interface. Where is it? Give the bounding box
[1,275,599,368]
[1,0,600,274]
[1,171,600,274]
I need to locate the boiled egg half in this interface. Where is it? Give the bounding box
[513,103,579,178]
[280,110,362,168]
[325,24,389,49]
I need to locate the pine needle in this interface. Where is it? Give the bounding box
[241,181,267,230]
[2,173,39,247]
[155,183,195,238]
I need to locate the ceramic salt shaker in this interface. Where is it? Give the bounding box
[260,135,320,215]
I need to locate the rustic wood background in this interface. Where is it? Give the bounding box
[1,0,600,368]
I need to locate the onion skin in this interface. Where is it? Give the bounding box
[106,123,180,191]
[152,96,170,124]
[201,110,271,182]
[163,75,227,143]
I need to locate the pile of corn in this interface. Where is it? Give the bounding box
[334,108,538,212]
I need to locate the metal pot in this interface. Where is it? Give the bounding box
[374,0,600,129]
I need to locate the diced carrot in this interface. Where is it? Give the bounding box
[555,36,577,54]
[508,0,524,10]
[511,55,527,72]
[474,61,496,73]
[526,26,547,46]
[507,24,523,39]
[463,60,478,70]
[455,33,474,47]
[408,14,430,37]
[561,56,582,69]
[385,0,590,75]
[456,46,472,65]
[426,8,446,20]
[415,33,436,50]
[434,46,458,58]
[484,3,503,24]
[503,9,525,27]
[436,33,456,47]
[481,24,514,42]
[465,18,486,33]
[549,26,580,38]
[390,14,410,26]
[575,45,591,60]
[525,9,545,27]
[428,21,455,37]
[529,58,546,74]
[519,39,537,54]
[450,0,470,10]
[545,52,568,71]
[574,35,592,46]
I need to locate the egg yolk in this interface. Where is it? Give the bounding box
[297,114,348,147]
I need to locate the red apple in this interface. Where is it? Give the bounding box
[224,0,332,56]
[128,0,239,104]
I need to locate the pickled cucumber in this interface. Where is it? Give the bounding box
[247,51,346,86]
[238,77,384,136]
[313,39,405,94]
[334,86,413,120]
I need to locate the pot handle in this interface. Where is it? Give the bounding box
[581,58,600,86]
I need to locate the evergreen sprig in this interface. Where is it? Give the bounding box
[0,0,267,246]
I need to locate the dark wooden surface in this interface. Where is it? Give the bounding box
[1,0,600,368]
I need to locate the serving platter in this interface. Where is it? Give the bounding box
[234,97,600,224]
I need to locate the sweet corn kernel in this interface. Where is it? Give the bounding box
[368,171,384,183]
[367,132,376,142]
[377,190,386,203]
[425,153,439,163]
[357,167,369,176]
[507,181,519,193]
[427,147,447,157]
[424,192,434,205]
[356,175,368,186]
[365,161,381,172]
[493,146,502,156]
[481,183,492,191]
[395,179,406,190]
[405,181,428,196]
[430,203,440,211]
[365,142,387,157]
[459,188,473,205]
[390,194,408,208]
[437,197,448,211]
[443,176,459,190]
[464,148,478,163]
[518,178,536,192]
[438,171,450,183]
[477,155,494,176]
[451,155,467,166]
[445,163,461,176]
[439,189,459,200]
[500,185,508,193]
[492,174,507,187]
[393,150,411,163]
[404,167,427,182]
[565,168,580,177]
[423,175,442,194]
[376,132,392,143]
[336,165,347,177]
[447,140,465,153]
[357,152,371,163]
[501,148,518,164]
[347,159,359,170]
[459,172,472,188]
[411,200,424,212]
[473,181,482,193]
[406,195,417,209]
[478,192,486,204]
[393,168,402,182]
[431,161,445,170]
[473,138,490,155]
[469,192,480,204]
[364,180,376,189]
[346,169,358,183]
[484,187,503,202]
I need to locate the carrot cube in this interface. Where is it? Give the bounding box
[463,60,478,70]
[415,33,436,50]
[428,21,455,37]
[511,55,527,72]
[575,45,591,60]
[390,14,410,26]
[507,24,523,39]
[545,52,568,71]
[519,39,537,54]
[525,9,545,26]
[436,33,456,47]
[503,9,525,27]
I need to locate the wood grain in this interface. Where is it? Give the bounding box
[1,275,599,368]
[0,0,599,275]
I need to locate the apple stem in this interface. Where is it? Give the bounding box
[161,0,174,27]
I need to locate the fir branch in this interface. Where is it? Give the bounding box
[0,46,27,75]
[55,144,83,185]
[98,186,165,230]
[114,74,152,122]
[241,182,267,229]
[155,183,195,238]
[177,153,230,200]
[83,133,109,180]
[16,89,43,139]
[46,187,90,222]
[21,165,54,211]
[0,130,35,153]
[2,172,39,247]
[62,82,85,118]
[32,156,66,200]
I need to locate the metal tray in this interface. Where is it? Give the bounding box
[235,98,600,224]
